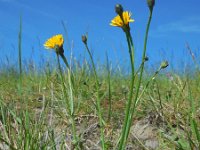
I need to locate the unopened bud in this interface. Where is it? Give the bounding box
[144,56,149,62]
[160,61,169,69]
[115,4,123,16]
[147,0,155,11]
[82,35,87,45]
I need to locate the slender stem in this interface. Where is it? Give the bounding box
[125,10,153,141]
[136,68,161,105]
[118,30,135,149]
[18,16,22,96]
[84,43,106,150]
[127,31,135,76]
[56,53,78,149]
[60,53,70,69]
[85,45,98,84]
[56,54,68,108]
[106,53,112,122]
[60,53,76,89]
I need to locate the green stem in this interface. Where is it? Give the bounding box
[60,53,70,69]
[84,43,106,150]
[136,68,161,105]
[60,53,75,89]
[56,53,78,149]
[106,53,112,122]
[18,16,22,96]
[84,45,98,83]
[118,30,135,149]
[124,10,153,141]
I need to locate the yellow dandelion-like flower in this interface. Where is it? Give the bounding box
[44,34,64,49]
[110,11,134,27]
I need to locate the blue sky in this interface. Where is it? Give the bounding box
[0,0,200,71]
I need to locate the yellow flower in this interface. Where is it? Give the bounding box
[44,34,64,49]
[110,11,134,27]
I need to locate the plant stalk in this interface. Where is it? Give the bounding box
[118,30,135,149]
[125,9,153,142]
[84,43,106,150]
[56,53,78,149]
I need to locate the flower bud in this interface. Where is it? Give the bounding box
[144,56,149,62]
[147,0,155,11]
[115,4,123,16]
[160,61,169,69]
[82,35,87,45]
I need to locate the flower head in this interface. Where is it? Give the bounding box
[110,11,134,28]
[44,34,64,50]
